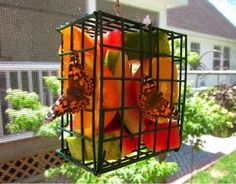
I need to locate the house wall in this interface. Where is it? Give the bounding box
[165,26,236,87]
[188,34,236,70]
[189,35,236,86]
[96,0,159,26]
[166,26,236,70]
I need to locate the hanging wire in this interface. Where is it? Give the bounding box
[114,0,121,16]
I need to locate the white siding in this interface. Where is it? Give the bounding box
[166,26,236,70]
[188,35,236,70]
[230,46,236,69]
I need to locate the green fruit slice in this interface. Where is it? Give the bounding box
[67,134,121,161]
[124,30,170,60]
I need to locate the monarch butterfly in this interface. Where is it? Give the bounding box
[44,53,94,123]
[137,75,179,121]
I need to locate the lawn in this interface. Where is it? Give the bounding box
[187,151,236,183]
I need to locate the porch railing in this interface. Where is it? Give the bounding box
[0,61,59,136]
[187,70,236,90]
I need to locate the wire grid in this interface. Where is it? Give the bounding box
[56,10,187,175]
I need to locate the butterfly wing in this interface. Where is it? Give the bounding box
[137,75,156,110]
[44,94,90,124]
[68,54,94,96]
[44,94,68,123]
[44,54,93,124]
[137,75,179,121]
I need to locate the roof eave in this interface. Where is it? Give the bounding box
[167,25,236,43]
[106,0,188,12]
[166,0,188,9]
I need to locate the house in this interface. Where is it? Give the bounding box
[166,0,236,70]
[166,0,236,86]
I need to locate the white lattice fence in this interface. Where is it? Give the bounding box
[0,134,62,183]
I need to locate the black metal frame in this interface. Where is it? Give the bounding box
[56,10,188,175]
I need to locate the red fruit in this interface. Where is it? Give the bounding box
[104,113,139,157]
[106,30,122,46]
[102,30,122,57]
[104,49,146,134]
[142,119,180,152]
[123,68,146,134]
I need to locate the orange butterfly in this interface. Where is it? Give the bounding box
[44,53,94,123]
[137,75,179,121]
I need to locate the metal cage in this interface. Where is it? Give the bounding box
[56,10,187,175]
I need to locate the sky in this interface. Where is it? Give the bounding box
[208,0,236,27]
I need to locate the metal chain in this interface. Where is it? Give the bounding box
[114,0,121,16]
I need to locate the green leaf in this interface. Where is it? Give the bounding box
[45,159,178,183]
[6,107,48,133]
[43,76,61,95]
[183,88,236,148]
[37,118,60,137]
[5,89,41,110]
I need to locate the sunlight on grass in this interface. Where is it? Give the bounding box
[187,151,236,183]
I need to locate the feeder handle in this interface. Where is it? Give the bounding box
[114,0,121,16]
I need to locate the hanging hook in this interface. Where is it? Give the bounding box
[114,0,121,16]
[143,15,152,30]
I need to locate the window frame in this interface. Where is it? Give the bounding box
[213,45,230,70]
[190,42,200,54]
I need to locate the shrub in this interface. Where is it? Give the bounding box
[199,84,236,112]
[183,90,236,148]
[5,89,41,110]
[5,76,60,136]
[43,76,61,95]
[45,158,178,183]
[188,52,200,70]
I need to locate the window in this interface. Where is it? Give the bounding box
[190,42,200,54]
[223,47,230,69]
[213,45,230,70]
[213,45,221,70]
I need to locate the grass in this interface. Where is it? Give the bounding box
[187,151,236,184]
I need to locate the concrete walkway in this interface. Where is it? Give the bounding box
[166,134,236,183]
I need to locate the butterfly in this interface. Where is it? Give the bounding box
[44,53,94,123]
[137,75,179,121]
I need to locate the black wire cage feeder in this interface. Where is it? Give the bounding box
[55,10,188,175]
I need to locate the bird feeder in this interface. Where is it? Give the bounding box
[52,10,187,175]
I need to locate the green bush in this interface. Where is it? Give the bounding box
[199,84,236,112]
[6,107,48,133]
[188,52,200,69]
[45,158,178,183]
[174,40,200,70]
[183,87,236,148]
[5,76,60,136]
[5,89,41,110]
[43,76,61,95]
